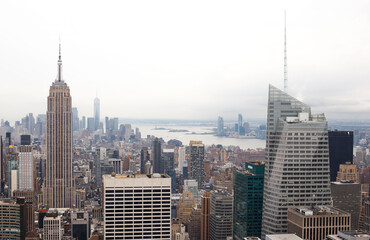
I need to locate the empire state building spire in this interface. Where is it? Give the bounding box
[55,40,64,84]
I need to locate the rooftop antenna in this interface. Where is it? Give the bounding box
[284,11,288,92]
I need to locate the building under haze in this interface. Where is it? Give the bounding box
[262,85,332,236]
[94,97,100,131]
[43,44,75,208]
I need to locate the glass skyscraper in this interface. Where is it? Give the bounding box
[233,162,264,239]
[261,85,331,236]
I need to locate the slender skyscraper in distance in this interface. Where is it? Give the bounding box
[43,43,74,208]
[94,96,100,131]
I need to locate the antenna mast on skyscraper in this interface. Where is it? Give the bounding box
[284,11,288,92]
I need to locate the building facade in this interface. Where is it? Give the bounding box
[331,181,361,230]
[103,173,171,239]
[328,130,353,182]
[287,206,351,240]
[152,138,162,174]
[18,135,33,191]
[201,191,211,240]
[233,162,264,239]
[43,45,74,208]
[189,141,205,189]
[262,85,332,236]
[209,190,233,240]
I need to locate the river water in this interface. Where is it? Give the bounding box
[133,124,266,150]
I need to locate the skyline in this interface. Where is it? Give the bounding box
[1,0,370,122]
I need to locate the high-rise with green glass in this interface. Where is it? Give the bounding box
[233,162,265,239]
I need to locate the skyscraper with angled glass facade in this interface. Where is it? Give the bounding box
[233,162,264,239]
[261,85,331,236]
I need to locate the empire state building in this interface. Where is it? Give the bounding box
[43,44,74,208]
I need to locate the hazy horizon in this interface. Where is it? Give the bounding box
[1,0,370,122]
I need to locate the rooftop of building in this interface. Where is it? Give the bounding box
[291,206,348,216]
[332,180,359,185]
[328,231,370,240]
[103,173,170,179]
[266,234,303,240]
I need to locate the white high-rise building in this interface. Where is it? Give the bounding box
[178,146,185,174]
[43,215,63,240]
[103,173,172,240]
[18,135,33,191]
[262,85,331,236]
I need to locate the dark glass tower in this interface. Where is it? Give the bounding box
[233,162,264,239]
[152,138,162,173]
[328,130,353,181]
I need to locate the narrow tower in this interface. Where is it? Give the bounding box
[43,43,74,208]
[284,11,288,92]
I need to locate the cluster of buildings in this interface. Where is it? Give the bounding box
[216,114,266,139]
[2,46,370,240]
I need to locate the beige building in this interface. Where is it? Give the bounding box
[43,44,74,208]
[336,162,359,183]
[177,191,196,224]
[288,206,351,240]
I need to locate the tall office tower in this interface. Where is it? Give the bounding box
[87,117,95,132]
[238,114,243,135]
[140,147,150,174]
[177,191,196,224]
[28,113,35,134]
[331,181,361,230]
[163,149,176,193]
[43,44,74,208]
[189,141,205,189]
[262,85,332,236]
[287,206,350,240]
[80,116,86,129]
[233,162,265,239]
[201,191,211,240]
[183,160,188,179]
[238,114,243,128]
[178,146,185,173]
[188,206,201,240]
[94,147,106,187]
[105,116,109,132]
[103,173,171,240]
[13,191,35,233]
[217,117,225,136]
[152,138,162,173]
[184,179,200,204]
[209,190,233,240]
[0,136,4,192]
[43,214,63,240]
[72,107,79,131]
[336,162,359,182]
[71,211,90,240]
[94,97,100,131]
[328,130,354,181]
[124,124,132,139]
[18,135,33,191]
[113,118,119,131]
[0,199,27,239]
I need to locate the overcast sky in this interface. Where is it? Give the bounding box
[1,0,370,123]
